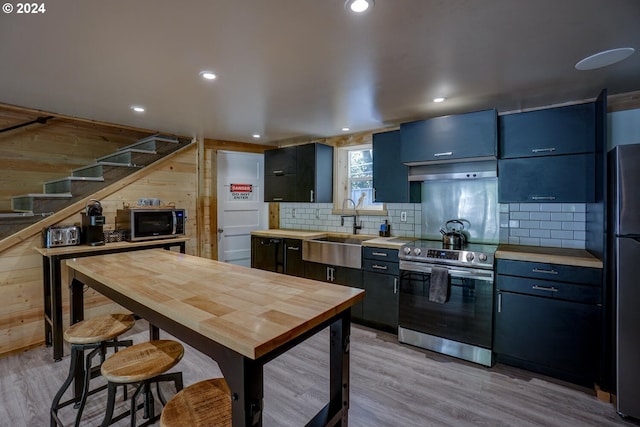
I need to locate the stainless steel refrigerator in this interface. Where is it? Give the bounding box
[609,143,640,419]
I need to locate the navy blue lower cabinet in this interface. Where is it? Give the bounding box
[498,153,595,203]
[362,271,399,332]
[305,262,364,321]
[494,291,599,387]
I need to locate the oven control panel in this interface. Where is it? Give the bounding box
[426,249,460,260]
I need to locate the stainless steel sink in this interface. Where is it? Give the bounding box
[303,235,371,269]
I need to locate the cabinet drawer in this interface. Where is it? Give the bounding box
[497,275,601,304]
[363,247,399,262]
[499,103,595,159]
[496,259,601,285]
[363,259,399,275]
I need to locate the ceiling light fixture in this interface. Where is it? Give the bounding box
[131,106,145,113]
[199,71,217,80]
[341,127,350,132]
[252,134,261,138]
[433,97,445,103]
[345,0,374,13]
[575,47,635,70]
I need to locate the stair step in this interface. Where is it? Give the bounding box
[96,149,156,165]
[118,134,179,152]
[72,162,142,178]
[11,193,72,213]
[44,176,105,194]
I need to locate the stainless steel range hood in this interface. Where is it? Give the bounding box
[408,159,497,181]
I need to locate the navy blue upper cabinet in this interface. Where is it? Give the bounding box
[499,103,596,159]
[498,101,597,203]
[400,109,497,165]
[372,130,421,203]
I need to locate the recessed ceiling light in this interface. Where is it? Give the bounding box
[341,127,350,132]
[131,106,145,113]
[199,71,217,80]
[345,0,374,13]
[575,47,635,70]
[433,97,446,103]
[252,134,261,139]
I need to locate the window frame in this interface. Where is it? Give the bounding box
[332,143,387,216]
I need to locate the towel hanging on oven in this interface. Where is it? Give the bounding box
[429,266,450,303]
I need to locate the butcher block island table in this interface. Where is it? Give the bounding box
[66,249,364,427]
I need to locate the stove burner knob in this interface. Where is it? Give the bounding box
[413,248,422,256]
[466,253,475,262]
[403,247,412,255]
[478,253,488,262]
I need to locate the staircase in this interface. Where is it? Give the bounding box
[0,134,186,239]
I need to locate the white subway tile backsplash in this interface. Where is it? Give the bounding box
[539,221,563,230]
[550,212,574,221]
[562,221,586,231]
[530,229,551,238]
[530,212,551,221]
[519,237,541,246]
[520,220,541,229]
[509,220,520,228]
[540,204,563,212]
[509,203,520,212]
[511,228,530,237]
[511,212,529,220]
[562,203,586,213]
[519,204,541,212]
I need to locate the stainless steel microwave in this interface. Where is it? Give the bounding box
[115,208,186,241]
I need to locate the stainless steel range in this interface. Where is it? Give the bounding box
[398,240,498,366]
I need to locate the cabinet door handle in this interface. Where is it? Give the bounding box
[273,197,283,201]
[373,188,377,202]
[273,169,284,175]
[371,252,388,257]
[532,284,558,292]
[310,190,314,203]
[434,151,453,157]
[531,147,556,153]
[532,268,558,275]
[372,264,388,270]
[497,293,502,313]
[531,196,556,201]
[287,246,300,251]
[393,278,398,294]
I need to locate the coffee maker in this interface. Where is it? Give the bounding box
[81,199,105,246]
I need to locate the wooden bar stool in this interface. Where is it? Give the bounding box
[100,340,184,427]
[50,313,135,427]
[160,378,231,427]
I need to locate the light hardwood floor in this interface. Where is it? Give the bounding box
[0,320,632,427]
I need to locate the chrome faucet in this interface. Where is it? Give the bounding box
[340,198,362,235]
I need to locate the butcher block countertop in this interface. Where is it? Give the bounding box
[34,236,189,257]
[250,229,414,249]
[496,245,603,269]
[65,249,364,359]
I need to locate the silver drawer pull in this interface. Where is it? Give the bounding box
[272,197,283,201]
[273,170,284,175]
[287,246,300,251]
[531,196,556,201]
[531,147,556,153]
[532,268,558,275]
[372,264,388,270]
[434,151,453,157]
[532,284,558,292]
[371,252,388,257]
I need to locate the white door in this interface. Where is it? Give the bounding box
[217,151,267,266]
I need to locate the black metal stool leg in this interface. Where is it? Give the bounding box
[73,345,101,427]
[50,346,82,427]
[100,382,118,427]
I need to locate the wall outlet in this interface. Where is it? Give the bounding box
[400,211,407,222]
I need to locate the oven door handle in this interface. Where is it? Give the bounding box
[400,261,494,281]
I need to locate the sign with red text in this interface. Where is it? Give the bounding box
[229,183,255,201]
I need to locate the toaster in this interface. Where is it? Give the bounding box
[42,225,81,248]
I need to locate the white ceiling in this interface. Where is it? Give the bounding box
[1,0,639,144]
